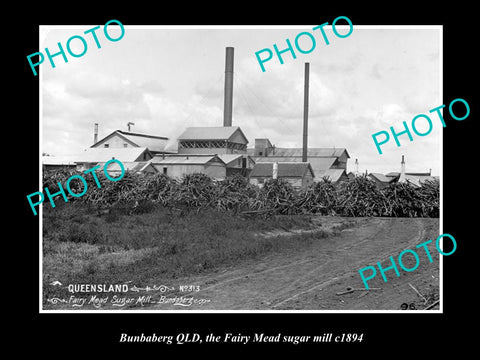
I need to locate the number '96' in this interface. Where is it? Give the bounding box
[335,333,364,342]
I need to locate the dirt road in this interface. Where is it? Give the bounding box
[142,216,440,311]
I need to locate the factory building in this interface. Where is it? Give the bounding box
[90,128,173,156]
[150,126,255,179]
[177,126,248,154]
[44,47,349,185]
[248,139,349,183]
[367,155,438,189]
[249,162,315,189]
[152,154,227,179]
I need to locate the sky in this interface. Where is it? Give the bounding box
[40,24,442,175]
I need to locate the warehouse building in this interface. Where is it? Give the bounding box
[91,127,174,156]
[42,147,154,173]
[74,147,153,172]
[368,155,438,189]
[177,126,248,155]
[150,126,255,179]
[42,155,77,171]
[151,154,227,179]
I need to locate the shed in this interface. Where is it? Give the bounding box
[98,160,159,175]
[151,154,227,180]
[315,169,349,183]
[177,126,249,154]
[386,171,438,188]
[401,174,439,188]
[218,154,256,177]
[75,147,153,171]
[249,162,315,189]
[42,155,77,171]
[368,172,397,189]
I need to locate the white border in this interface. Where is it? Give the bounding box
[39,24,443,314]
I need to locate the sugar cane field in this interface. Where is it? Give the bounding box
[42,170,440,310]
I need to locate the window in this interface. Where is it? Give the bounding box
[124,143,128,148]
[163,167,168,175]
[104,144,109,148]
[259,151,263,156]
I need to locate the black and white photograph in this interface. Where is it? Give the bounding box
[38,24,443,312]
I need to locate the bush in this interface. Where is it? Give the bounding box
[42,170,439,218]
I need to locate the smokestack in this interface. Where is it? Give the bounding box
[302,63,310,163]
[93,123,98,144]
[223,47,234,127]
[399,155,406,183]
[355,158,359,176]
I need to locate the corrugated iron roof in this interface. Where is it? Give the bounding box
[151,154,226,165]
[368,172,396,183]
[250,162,314,178]
[254,156,338,174]
[92,130,170,153]
[217,154,244,165]
[116,130,168,140]
[309,157,338,170]
[76,147,151,163]
[249,147,349,158]
[117,131,170,153]
[386,172,432,177]
[97,161,157,173]
[402,174,439,188]
[177,126,247,142]
[42,155,77,165]
[315,169,346,182]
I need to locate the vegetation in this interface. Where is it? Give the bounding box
[42,203,326,301]
[42,170,439,305]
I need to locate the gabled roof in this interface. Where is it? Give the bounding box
[177,126,248,144]
[97,161,158,173]
[368,172,396,183]
[92,130,170,153]
[248,147,349,158]
[309,157,339,169]
[250,162,315,178]
[347,172,356,180]
[386,172,431,178]
[151,154,226,165]
[42,155,77,166]
[254,156,336,167]
[75,147,152,163]
[217,154,242,165]
[400,174,439,188]
[253,156,338,175]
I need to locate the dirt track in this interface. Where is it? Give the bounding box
[144,216,440,311]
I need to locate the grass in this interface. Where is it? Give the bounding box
[42,202,332,302]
